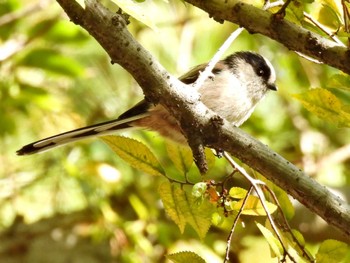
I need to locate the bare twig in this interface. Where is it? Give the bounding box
[342,0,350,46]
[192,27,244,90]
[224,186,253,263]
[304,12,345,47]
[262,185,315,262]
[342,0,350,33]
[223,152,296,262]
[275,0,293,18]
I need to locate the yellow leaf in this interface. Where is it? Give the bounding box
[229,187,248,199]
[293,88,350,127]
[159,182,186,233]
[256,222,284,257]
[204,148,216,172]
[159,182,215,239]
[167,251,206,263]
[101,135,165,176]
[165,140,193,174]
[111,0,157,31]
[231,195,277,216]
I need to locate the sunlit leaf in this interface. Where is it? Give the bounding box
[293,88,350,128]
[328,74,350,91]
[231,195,277,216]
[102,135,165,176]
[281,228,315,262]
[316,239,349,263]
[205,148,216,172]
[256,223,284,258]
[181,187,215,239]
[289,0,305,22]
[167,251,206,263]
[229,187,248,199]
[319,0,342,17]
[317,3,342,30]
[112,0,157,30]
[259,176,295,220]
[211,212,224,226]
[159,182,215,239]
[159,182,187,233]
[165,140,193,174]
[192,182,207,198]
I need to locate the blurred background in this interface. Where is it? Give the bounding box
[1,0,350,262]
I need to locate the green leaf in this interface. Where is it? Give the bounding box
[192,182,207,198]
[317,3,341,30]
[102,135,165,176]
[271,186,294,220]
[112,0,157,30]
[159,182,187,233]
[182,188,215,239]
[159,182,215,239]
[293,88,350,128]
[328,74,350,91]
[231,195,277,216]
[256,223,284,258]
[211,212,224,226]
[289,0,305,22]
[165,140,193,174]
[288,229,315,261]
[316,239,349,263]
[260,177,295,220]
[229,187,248,199]
[18,48,83,76]
[204,148,216,172]
[167,251,206,263]
[290,229,305,248]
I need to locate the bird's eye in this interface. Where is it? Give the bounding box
[258,69,265,76]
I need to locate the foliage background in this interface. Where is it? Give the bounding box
[1,0,350,262]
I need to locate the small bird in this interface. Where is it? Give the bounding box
[17,51,277,155]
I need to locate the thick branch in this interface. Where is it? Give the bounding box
[55,0,350,239]
[185,0,350,75]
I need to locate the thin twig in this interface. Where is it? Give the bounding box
[342,0,350,33]
[304,12,345,47]
[224,186,253,263]
[191,27,245,90]
[342,0,350,46]
[262,185,315,262]
[294,51,323,64]
[223,152,296,262]
[275,0,293,17]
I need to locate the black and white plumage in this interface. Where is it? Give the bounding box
[16,51,277,155]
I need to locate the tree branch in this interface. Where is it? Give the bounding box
[184,0,350,75]
[55,0,350,239]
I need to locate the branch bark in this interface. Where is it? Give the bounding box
[55,0,350,240]
[185,0,350,74]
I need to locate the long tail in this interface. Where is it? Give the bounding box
[16,113,149,155]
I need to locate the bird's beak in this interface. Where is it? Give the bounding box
[268,83,278,91]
